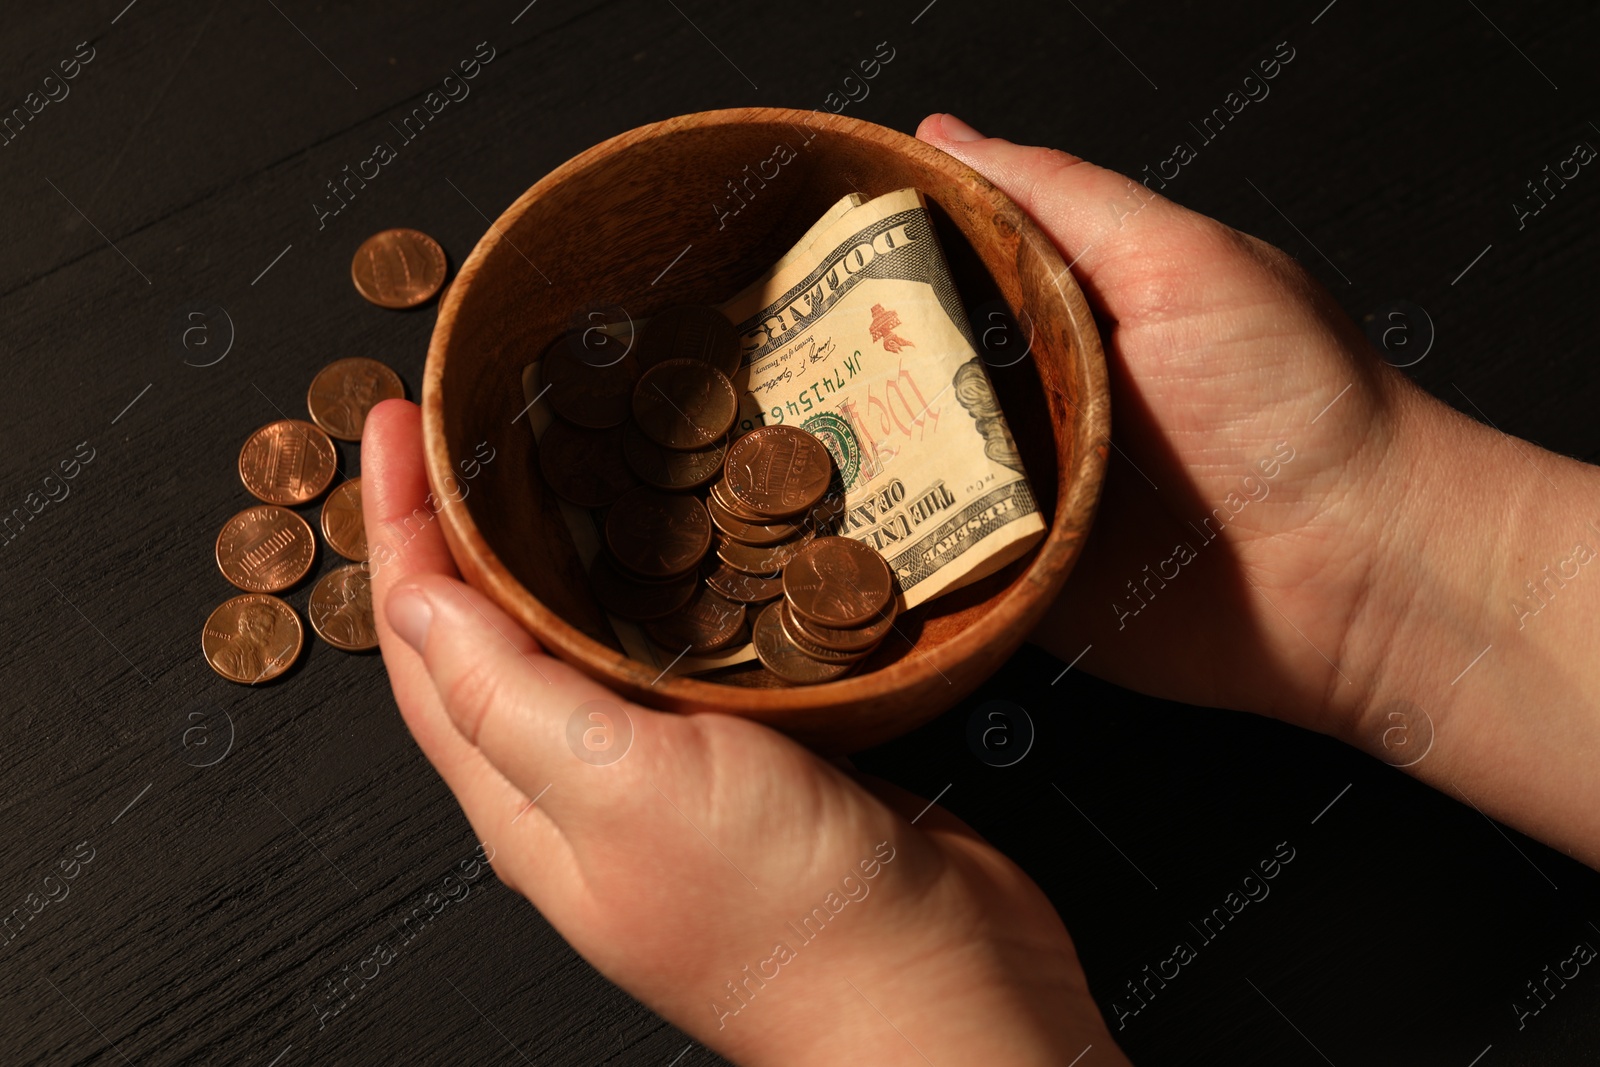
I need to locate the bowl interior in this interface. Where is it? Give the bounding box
[425,109,1106,748]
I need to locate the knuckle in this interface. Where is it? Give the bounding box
[438,657,507,745]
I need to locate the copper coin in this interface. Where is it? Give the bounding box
[635,305,741,377]
[215,505,317,593]
[706,492,803,546]
[306,358,405,441]
[703,558,785,604]
[723,425,834,518]
[202,594,303,684]
[622,422,725,491]
[238,419,338,505]
[538,421,638,508]
[709,477,769,522]
[320,478,367,560]
[716,528,814,576]
[351,228,448,309]
[751,601,855,685]
[789,597,899,652]
[778,601,873,664]
[632,359,738,451]
[605,487,712,579]
[806,490,849,534]
[543,334,638,429]
[588,554,698,621]
[783,537,894,628]
[645,586,747,655]
[308,563,378,652]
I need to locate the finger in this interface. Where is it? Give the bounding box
[384,570,662,838]
[916,112,1247,322]
[362,400,546,864]
[845,769,980,841]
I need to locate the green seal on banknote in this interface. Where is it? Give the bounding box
[802,411,861,489]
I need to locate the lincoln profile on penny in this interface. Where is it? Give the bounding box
[213,601,282,681]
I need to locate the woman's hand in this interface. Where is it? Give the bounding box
[918,114,1600,866]
[361,398,1130,1066]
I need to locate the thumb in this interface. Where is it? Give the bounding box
[385,572,645,820]
[916,112,1250,322]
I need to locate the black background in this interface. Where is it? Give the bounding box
[3,1,1598,1064]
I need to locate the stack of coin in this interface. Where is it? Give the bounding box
[752,536,898,684]
[536,308,895,684]
[537,306,750,656]
[203,352,405,683]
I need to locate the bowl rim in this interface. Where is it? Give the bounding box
[421,106,1110,712]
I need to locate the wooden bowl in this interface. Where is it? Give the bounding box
[422,107,1109,752]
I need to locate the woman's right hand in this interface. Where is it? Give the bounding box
[919,113,1600,867]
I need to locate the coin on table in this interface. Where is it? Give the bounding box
[605,487,711,579]
[788,596,898,653]
[751,600,855,685]
[635,305,741,377]
[632,359,737,451]
[706,491,803,546]
[783,536,894,628]
[702,558,785,604]
[588,554,698,621]
[239,419,338,505]
[723,425,834,518]
[320,478,367,560]
[215,504,316,592]
[622,421,725,491]
[645,586,747,655]
[543,334,637,429]
[202,593,303,684]
[306,358,405,441]
[778,601,873,664]
[716,528,814,576]
[351,228,448,309]
[309,563,378,652]
[538,421,638,508]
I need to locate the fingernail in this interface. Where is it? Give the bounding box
[386,585,434,650]
[939,113,985,142]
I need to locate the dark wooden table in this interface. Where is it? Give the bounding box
[4,1,1598,1064]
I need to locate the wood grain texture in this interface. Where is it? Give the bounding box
[1,1,1598,1065]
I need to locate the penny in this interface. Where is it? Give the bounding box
[635,305,741,377]
[723,425,834,518]
[632,359,737,451]
[588,554,698,621]
[709,477,769,522]
[351,228,448,309]
[543,333,638,429]
[716,528,814,576]
[784,536,894,628]
[645,586,747,655]
[215,505,316,593]
[308,563,378,652]
[789,596,899,653]
[306,358,405,441]
[605,487,712,579]
[751,601,855,685]
[806,489,849,534]
[538,421,638,508]
[320,478,367,560]
[202,594,303,684]
[778,601,873,664]
[238,419,338,505]
[622,421,725,491]
[702,558,785,604]
[706,492,803,546]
